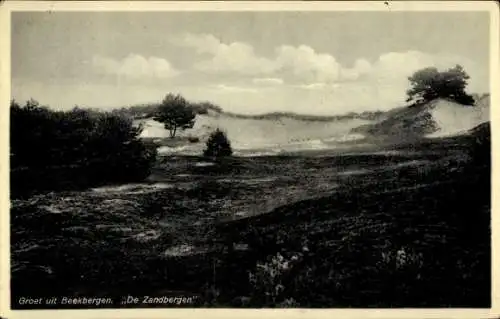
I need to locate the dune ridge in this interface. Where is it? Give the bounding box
[353,95,490,141]
[137,94,490,156]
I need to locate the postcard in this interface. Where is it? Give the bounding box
[1,1,498,319]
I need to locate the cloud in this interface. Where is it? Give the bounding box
[195,43,277,75]
[69,34,486,115]
[92,54,179,79]
[171,33,438,85]
[173,34,348,81]
[212,84,258,93]
[295,83,340,90]
[171,34,390,84]
[252,77,284,85]
[274,45,343,82]
[369,51,435,83]
[172,33,483,92]
[172,33,277,75]
[170,33,221,55]
[359,51,484,95]
[340,59,372,81]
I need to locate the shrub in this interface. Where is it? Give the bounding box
[248,252,296,306]
[203,129,233,158]
[188,136,200,143]
[10,99,157,197]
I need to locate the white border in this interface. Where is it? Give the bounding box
[1,2,498,319]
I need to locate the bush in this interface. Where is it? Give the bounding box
[248,252,301,307]
[10,99,157,197]
[203,129,233,158]
[188,136,200,143]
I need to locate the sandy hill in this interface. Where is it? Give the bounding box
[351,95,490,142]
[135,94,490,156]
[136,109,372,156]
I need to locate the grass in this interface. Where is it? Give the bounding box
[10,129,490,308]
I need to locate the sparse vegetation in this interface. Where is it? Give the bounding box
[190,101,223,115]
[11,134,490,308]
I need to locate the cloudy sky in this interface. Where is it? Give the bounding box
[12,11,490,115]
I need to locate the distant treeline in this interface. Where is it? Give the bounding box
[112,101,223,119]
[10,99,157,197]
[220,110,386,122]
[113,100,385,122]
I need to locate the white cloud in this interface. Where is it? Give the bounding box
[195,43,277,75]
[212,84,258,93]
[360,51,484,95]
[295,83,340,90]
[340,59,372,81]
[92,54,179,79]
[170,33,221,55]
[274,45,342,82]
[370,51,435,83]
[171,33,446,86]
[252,77,284,85]
[172,33,277,75]
[65,35,486,115]
[172,34,350,80]
[173,34,347,81]
[172,33,483,93]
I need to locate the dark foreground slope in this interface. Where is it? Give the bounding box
[214,123,491,307]
[11,123,490,308]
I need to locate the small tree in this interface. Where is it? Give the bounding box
[204,129,233,158]
[153,93,196,138]
[406,65,475,106]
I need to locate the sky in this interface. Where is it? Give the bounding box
[11,11,490,115]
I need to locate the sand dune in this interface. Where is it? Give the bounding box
[426,98,490,138]
[352,96,490,141]
[136,95,490,155]
[137,110,370,155]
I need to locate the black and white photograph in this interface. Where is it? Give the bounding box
[2,1,497,314]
